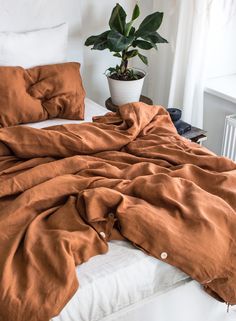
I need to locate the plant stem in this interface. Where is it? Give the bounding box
[120,50,128,74]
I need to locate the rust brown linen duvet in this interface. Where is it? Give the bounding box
[0,103,235,321]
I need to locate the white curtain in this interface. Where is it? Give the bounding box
[147,0,212,127]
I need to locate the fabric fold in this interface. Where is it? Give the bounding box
[0,102,236,321]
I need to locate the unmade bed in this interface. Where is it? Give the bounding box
[32,99,236,321]
[1,99,235,321]
[0,0,236,320]
[16,97,235,321]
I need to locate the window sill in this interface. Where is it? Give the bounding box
[204,74,236,104]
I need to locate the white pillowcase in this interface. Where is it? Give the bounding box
[0,23,68,68]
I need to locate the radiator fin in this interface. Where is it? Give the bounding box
[222,114,236,161]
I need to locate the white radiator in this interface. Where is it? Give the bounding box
[222,114,236,161]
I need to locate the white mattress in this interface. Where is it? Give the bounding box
[23,97,107,129]
[52,240,190,321]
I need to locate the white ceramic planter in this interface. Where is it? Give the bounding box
[107,68,146,106]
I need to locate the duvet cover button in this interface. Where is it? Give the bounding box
[161,252,168,260]
[99,231,106,239]
[108,213,114,218]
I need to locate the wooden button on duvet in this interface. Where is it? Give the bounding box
[99,232,106,238]
[108,213,114,218]
[161,252,168,260]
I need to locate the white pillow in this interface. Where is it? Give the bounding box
[0,23,68,68]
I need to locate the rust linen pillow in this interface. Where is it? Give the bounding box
[0,62,85,127]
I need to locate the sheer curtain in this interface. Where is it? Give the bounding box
[147,0,212,127]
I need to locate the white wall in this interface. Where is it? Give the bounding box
[0,0,136,107]
[203,5,236,154]
[206,6,236,78]
[0,0,84,64]
[135,0,178,107]
[81,1,135,106]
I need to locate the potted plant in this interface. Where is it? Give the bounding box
[85,3,168,106]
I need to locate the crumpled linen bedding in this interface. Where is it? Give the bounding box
[0,62,85,127]
[0,103,235,321]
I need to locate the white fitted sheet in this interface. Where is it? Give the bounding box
[23,97,107,129]
[52,241,190,321]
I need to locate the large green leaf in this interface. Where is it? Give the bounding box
[138,53,148,65]
[107,30,135,52]
[142,31,168,44]
[132,4,140,21]
[125,22,136,36]
[125,49,138,59]
[85,35,99,46]
[91,31,110,50]
[124,21,133,36]
[135,12,164,37]
[128,26,136,36]
[133,40,154,50]
[109,4,127,34]
[124,4,140,36]
[85,31,110,49]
